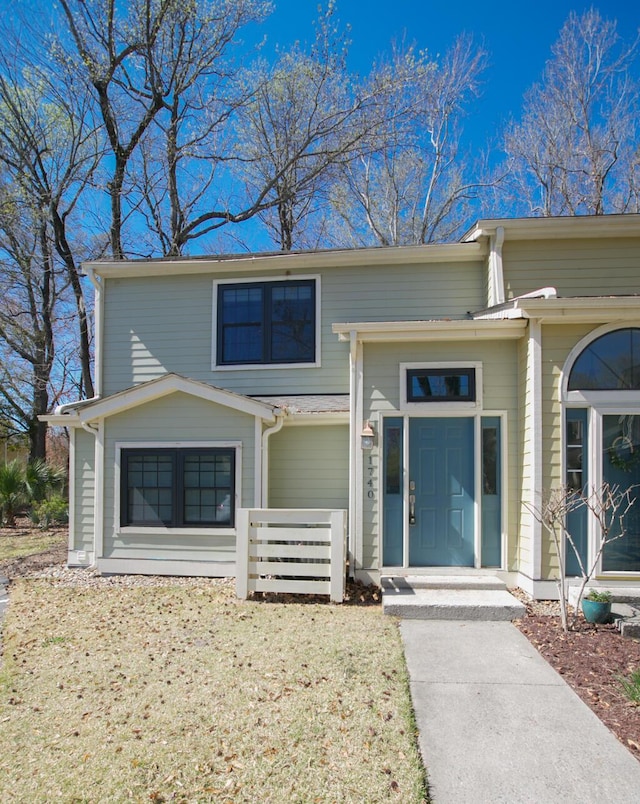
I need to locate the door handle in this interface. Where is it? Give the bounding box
[409,494,416,526]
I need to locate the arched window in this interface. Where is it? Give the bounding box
[568,328,640,391]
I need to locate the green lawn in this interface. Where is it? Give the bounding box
[0,580,428,802]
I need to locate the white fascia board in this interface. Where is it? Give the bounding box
[462,213,640,242]
[39,413,82,425]
[68,375,277,423]
[332,319,527,342]
[513,297,640,322]
[82,242,484,280]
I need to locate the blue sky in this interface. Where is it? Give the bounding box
[257,0,640,155]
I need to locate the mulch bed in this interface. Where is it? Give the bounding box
[516,610,640,758]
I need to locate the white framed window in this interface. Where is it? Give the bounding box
[115,441,241,534]
[212,275,321,370]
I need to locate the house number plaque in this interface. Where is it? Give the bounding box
[367,455,375,499]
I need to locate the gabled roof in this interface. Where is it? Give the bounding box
[43,374,279,425]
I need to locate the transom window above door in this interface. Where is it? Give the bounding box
[215,278,318,367]
[405,367,477,403]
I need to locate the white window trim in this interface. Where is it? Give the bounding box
[561,320,640,399]
[114,440,242,535]
[211,274,321,371]
[561,324,640,577]
[399,361,483,411]
[377,408,507,572]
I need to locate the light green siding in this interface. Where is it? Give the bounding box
[268,424,349,509]
[503,237,640,299]
[540,323,596,578]
[101,392,257,562]
[516,334,531,575]
[102,259,484,397]
[360,339,519,571]
[72,428,96,555]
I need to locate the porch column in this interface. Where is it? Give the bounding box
[523,319,543,582]
[348,331,364,572]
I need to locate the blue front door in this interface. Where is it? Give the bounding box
[409,418,475,566]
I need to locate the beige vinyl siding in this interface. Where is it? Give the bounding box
[101,260,484,397]
[268,424,349,510]
[101,392,256,562]
[360,339,520,571]
[540,323,595,578]
[72,428,96,554]
[503,237,640,299]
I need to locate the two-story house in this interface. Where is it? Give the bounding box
[46,214,640,599]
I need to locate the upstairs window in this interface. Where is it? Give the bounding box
[121,447,234,528]
[217,279,316,366]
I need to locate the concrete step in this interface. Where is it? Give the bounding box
[381,574,506,591]
[382,587,526,621]
[620,618,640,638]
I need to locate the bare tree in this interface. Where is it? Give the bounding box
[526,482,636,632]
[502,9,640,216]
[235,3,392,251]
[0,187,59,459]
[329,35,488,246]
[56,0,272,258]
[0,26,104,456]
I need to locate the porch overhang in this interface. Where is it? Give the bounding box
[332,318,527,342]
[474,296,640,324]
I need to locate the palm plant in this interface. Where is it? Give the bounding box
[0,459,67,526]
[24,458,66,503]
[0,460,29,526]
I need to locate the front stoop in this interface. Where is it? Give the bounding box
[381,575,526,621]
[612,602,640,638]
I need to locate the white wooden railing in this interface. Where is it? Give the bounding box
[235,508,347,603]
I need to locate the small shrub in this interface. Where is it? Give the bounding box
[31,495,69,528]
[585,589,612,603]
[619,668,640,704]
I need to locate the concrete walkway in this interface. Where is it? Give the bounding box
[401,620,640,803]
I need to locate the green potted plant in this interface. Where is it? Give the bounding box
[581,589,612,624]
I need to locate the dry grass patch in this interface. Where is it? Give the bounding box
[0,528,64,562]
[0,580,427,802]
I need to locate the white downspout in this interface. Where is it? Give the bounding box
[85,266,103,398]
[261,411,285,507]
[81,420,102,567]
[488,226,505,306]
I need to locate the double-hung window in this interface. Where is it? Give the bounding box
[216,279,316,366]
[121,447,234,528]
